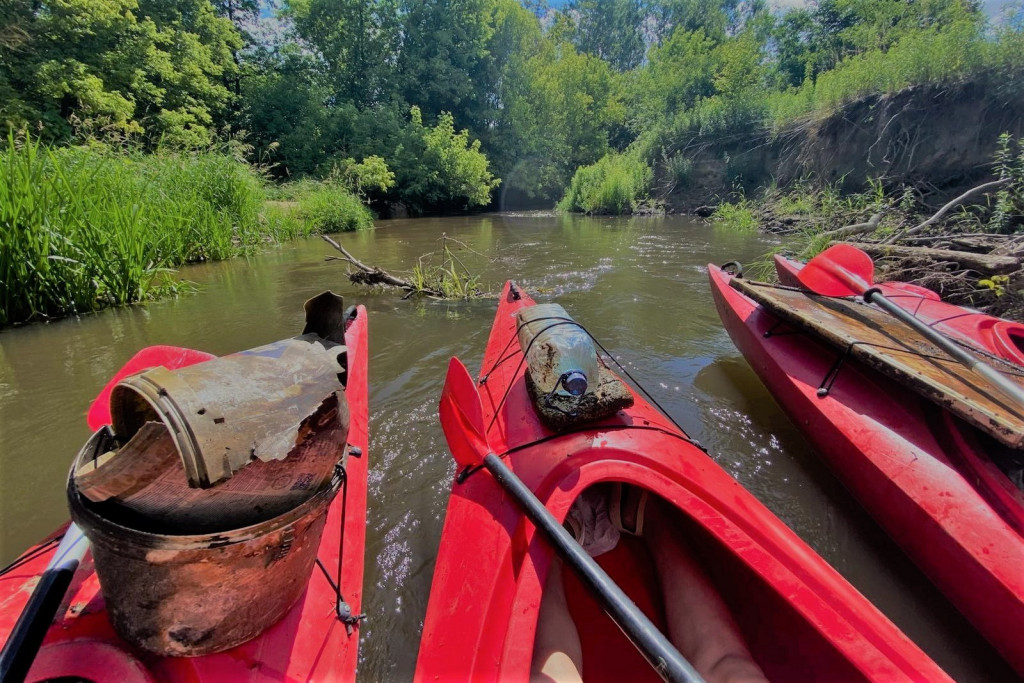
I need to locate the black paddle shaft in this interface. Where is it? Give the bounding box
[864,288,1024,410]
[0,564,79,683]
[483,453,705,683]
[0,528,89,683]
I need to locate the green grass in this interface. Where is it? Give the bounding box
[558,153,652,215]
[409,236,483,299]
[0,135,372,326]
[711,192,759,233]
[765,20,1024,130]
[293,182,374,233]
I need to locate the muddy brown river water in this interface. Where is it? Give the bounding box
[0,214,1014,681]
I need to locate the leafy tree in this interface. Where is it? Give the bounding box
[388,106,500,211]
[503,45,626,199]
[473,0,545,180]
[1,0,242,146]
[285,0,400,107]
[628,28,718,132]
[647,0,763,44]
[561,0,646,71]
[757,8,823,88]
[336,155,396,197]
[238,42,343,175]
[396,0,494,130]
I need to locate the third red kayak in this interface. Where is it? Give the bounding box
[774,253,1024,365]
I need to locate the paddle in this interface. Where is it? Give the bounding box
[0,525,89,683]
[0,346,215,683]
[439,357,704,683]
[798,244,1024,411]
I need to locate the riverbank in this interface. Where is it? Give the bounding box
[0,137,372,327]
[711,136,1024,320]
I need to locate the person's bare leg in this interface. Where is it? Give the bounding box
[531,558,584,683]
[641,496,768,683]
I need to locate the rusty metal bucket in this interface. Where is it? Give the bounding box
[68,462,342,657]
[63,291,355,655]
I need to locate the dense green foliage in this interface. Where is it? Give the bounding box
[293,182,375,233]
[0,135,363,324]
[1,0,242,146]
[6,0,1015,216]
[3,0,1021,215]
[558,153,651,214]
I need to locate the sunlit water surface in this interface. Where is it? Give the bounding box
[0,214,1011,681]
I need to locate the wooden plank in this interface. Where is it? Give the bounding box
[731,278,1024,448]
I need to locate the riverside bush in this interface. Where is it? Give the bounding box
[558,153,651,214]
[294,182,375,233]
[0,135,292,325]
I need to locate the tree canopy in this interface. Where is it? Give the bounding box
[2,0,1018,210]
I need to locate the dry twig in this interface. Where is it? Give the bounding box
[321,234,445,297]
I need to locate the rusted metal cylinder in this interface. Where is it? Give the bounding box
[108,291,350,489]
[109,335,348,489]
[67,463,343,657]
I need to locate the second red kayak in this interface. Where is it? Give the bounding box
[710,263,1024,675]
[415,281,951,682]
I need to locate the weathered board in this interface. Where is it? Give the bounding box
[731,277,1024,448]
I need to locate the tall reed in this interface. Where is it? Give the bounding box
[0,135,273,325]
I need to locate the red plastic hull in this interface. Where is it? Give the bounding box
[0,307,370,682]
[414,281,950,683]
[774,253,1024,365]
[710,265,1024,675]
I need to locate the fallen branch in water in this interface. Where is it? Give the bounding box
[321,234,445,297]
[819,212,882,240]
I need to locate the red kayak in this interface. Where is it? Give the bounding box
[774,253,1024,365]
[710,264,1024,675]
[414,281,951,682]
[0,307,369,682]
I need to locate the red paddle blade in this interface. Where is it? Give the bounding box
[87,345,216,430]
[439,357,490,468]
[798,244,876,297]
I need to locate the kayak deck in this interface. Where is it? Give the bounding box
[774,253,1024,366]
[731,275,1024,448]
[0,307,370,682]
[710,264,1024,675]
[415,281,950,682]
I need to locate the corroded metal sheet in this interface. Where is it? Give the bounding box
[108,291,349,488]
[731,278,1024,448]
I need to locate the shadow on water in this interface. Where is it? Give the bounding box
[0,212,1010,681]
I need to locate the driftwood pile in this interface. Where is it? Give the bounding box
[757,177,1024,319]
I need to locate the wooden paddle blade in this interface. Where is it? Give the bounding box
[439,357,490,468]
[798,244,875,297]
